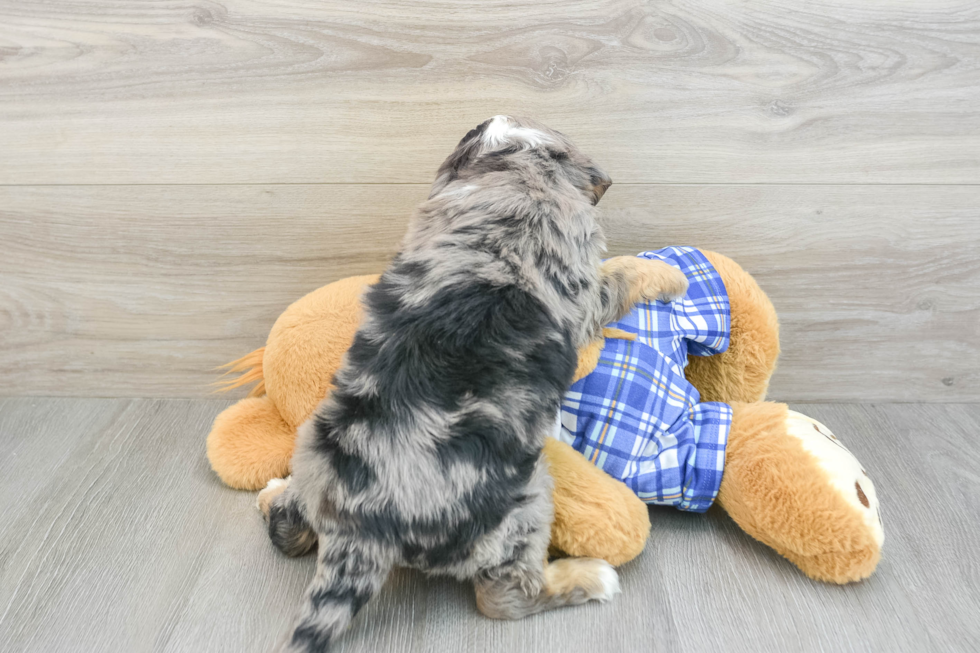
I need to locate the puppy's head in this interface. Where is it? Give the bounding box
[431,115,612,205]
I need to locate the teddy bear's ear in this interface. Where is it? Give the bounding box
[784,411,884,551]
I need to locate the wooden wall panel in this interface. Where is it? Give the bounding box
[0,0,978,184]
[2,1,977,399]
[1,184,976,400]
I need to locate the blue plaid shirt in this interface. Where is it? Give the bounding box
[558,247,732,512]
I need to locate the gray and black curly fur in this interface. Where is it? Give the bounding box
[262,116,687,651]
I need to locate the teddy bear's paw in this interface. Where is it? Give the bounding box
[256,476,290,521]
[638,259,689,303]
[545,557,621,604]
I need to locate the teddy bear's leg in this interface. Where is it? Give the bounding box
[544,437,651,566]
[684,251,780,404]
[717,402,884,583]
[206,396,298,491]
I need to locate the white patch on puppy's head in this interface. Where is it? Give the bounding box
[483,115,549,149]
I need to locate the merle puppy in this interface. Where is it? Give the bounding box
[258,116,688,651]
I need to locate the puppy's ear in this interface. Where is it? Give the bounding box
[437,119,492,183]
[588,168,612,205]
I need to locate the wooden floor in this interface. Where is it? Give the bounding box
[1,398,977,652]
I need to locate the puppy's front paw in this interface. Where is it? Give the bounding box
[256,476,289,521]
[637,259,688,303]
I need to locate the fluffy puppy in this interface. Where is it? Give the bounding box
[259,116,688,651]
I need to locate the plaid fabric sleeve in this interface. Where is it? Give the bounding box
[560,337,730,513]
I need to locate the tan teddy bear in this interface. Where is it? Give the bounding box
[207,249,882,583]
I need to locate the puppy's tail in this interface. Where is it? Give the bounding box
[212,347,266,396]
[286,537,392,652]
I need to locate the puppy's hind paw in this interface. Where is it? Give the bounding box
[256,476,290,521]
[545,557,621,604]
[587,559,621,602]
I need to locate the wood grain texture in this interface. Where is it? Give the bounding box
[609,185,980,402]
[0,399,978,652]
[1,184,977,401]
[1,0,978,184]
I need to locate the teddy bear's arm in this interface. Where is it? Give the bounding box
[207,396,296,490]
[683,250,780,404]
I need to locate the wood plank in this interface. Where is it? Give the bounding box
[1,183,977,401]
[610,185,980,402]
[0,397,316,653]
[0,184,419,398]
[1,0,978,184]
[0,399,978,651]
